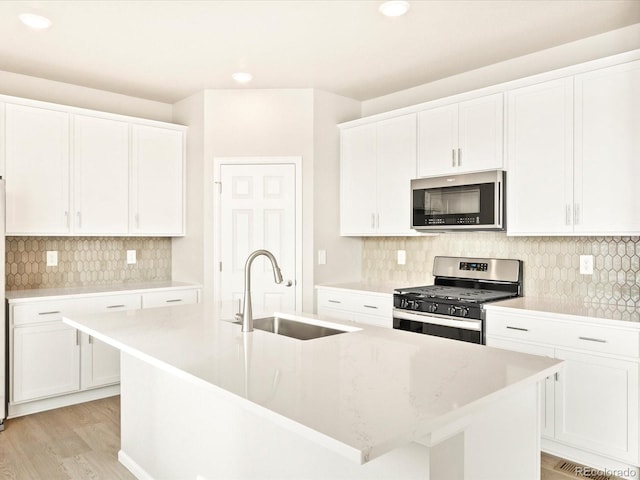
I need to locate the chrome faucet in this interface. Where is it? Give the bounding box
[238,249,284,332]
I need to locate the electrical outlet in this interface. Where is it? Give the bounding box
[46,250,58,267]
[317,250,326,265]
[579,255,593,275]
[127,250,137,264]
[397,250,406,265]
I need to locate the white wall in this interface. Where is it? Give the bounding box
[362,23,640,116]
[172,92,206,285]
[312,90,362,287]
[0,69,172,121]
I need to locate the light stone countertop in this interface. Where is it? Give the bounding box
[485,297,640,326]
[315,281,401,296]
[64,303,562,464]
[6,281,202,303]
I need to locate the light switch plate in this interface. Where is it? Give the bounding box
[317,250,326,265]
[579,254,593,275]
[46,250,58,267]
[397,250,406,265]
[127,250,137,264]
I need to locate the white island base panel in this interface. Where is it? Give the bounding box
[118,352,540,480]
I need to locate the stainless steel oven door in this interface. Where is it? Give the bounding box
[392,309,484,344]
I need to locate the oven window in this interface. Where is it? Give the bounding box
[423,187,480,215]
[393,318,483,344]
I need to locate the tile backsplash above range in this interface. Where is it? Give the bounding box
[363,233,639,309]
[5,237,171,290]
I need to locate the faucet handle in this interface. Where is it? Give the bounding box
[284,280,293,287]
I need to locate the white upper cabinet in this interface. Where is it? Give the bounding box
[340,114,417,236]
[418,93,504,176]
[506,78,574,235]
[73,115,129,235]
[5,104,71,234]
[131,125,184,235]
[507,60,640,236]
[2,98,186,236]
[574,60,640,234]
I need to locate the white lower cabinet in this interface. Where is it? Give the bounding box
[554,349,639,463]
[486,308,640,467]
[13,322,80,403]
[8,285,201,416]
[316,286,392,328]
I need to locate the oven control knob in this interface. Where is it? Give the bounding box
[459,307,469,317]
[447,306,457,315]
[428,303,438,313]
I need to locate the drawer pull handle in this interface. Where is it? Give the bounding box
[38,310,61,315]
[328,300,341,304]
[506,326,529,332]
[578,336,607,343]
[166,299,182,303]
[106,304,126,309]
[363,305,378,309]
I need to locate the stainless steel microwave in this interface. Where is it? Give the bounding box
[411,170,505,231]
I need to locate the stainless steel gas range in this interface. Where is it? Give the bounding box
[393,256,523,344]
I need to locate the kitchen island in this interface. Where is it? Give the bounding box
[64,304,562,480]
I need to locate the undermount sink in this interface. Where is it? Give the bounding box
[233,315,359,341]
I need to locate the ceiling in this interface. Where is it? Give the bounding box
[1,1,639,104]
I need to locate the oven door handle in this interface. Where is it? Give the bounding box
[393,309,482,332]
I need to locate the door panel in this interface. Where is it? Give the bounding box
[219,163,296,320]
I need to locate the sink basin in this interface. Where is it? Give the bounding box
[233,315,358,340]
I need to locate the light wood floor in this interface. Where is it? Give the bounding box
[0,396,611,479]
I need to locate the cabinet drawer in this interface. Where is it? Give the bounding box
[12,293,142,326]
[317,289,391,318]
[142,289,199,309]
[487,311,640,358]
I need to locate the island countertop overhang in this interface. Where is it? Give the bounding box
[63,303,562,464]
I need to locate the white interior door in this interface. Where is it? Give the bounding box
[218,163,297,319]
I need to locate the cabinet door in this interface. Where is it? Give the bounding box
[340,124,377,235]
[13,324,80,403]
[555,349,639,464]
[506,78,574,235]
[131,125,184,235]
[458,93,504,173]
[486,337,555,439]
[417,104,458,176]
[5,104,70,234]
[574,60,640,234]
[81,334,120,389]
[73,115,129,234]
[376,114,416,234]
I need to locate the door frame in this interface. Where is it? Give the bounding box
[212,156,303,312]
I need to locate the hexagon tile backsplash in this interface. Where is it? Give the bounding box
[5,237,172,290]
[362,233,640,308]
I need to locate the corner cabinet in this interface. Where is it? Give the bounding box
[507,60,640,236]
[417,93,504,177]
[7,284,201,418]
[2,97,186,236]
[131,125,184,235]
[340,114,418,236]
[486,307,640,469]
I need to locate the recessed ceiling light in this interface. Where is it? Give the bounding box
[379,1,410,17]
[232,72,253,84]
[19,13,53,30]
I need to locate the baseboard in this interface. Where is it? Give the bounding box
[8,384,120,418]
[542,438,639,480]
[118,449,155,480]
